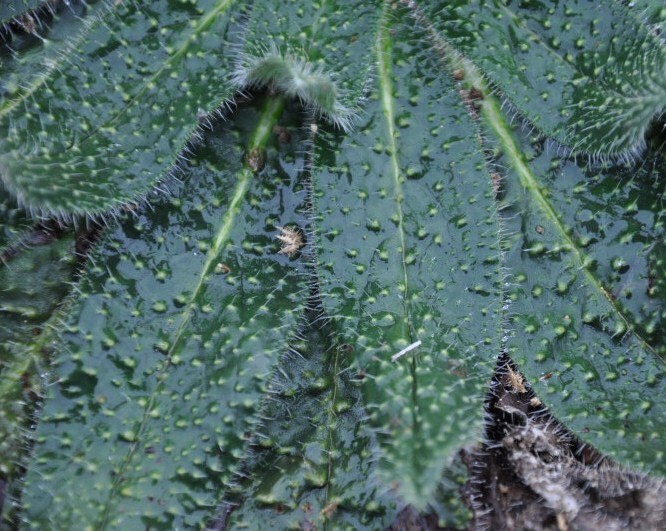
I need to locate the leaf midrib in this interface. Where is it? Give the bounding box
[478,73,664,362]
[410,0,662,361]
[376,10,421,440]
[96,96,286,529]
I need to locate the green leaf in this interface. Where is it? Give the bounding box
[497,125,666,473]
[418,0,666,157]
[625,0,666,35]
[235,0,382,131]
[229,317,399,529]
[426,455,473,528]
[311,8,503,505]
[21,98,309,528]
[2,0,665,522]
[0,1,103,107]
[0,0,242,215]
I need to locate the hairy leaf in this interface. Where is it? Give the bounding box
[229,317,399,529]
[497,125,666,473]
[0,231,76,524]
[0,231,74,529]
[0,185,31,251]
[312,8,503,505]
[0,0,45,25]
[21,99,309,528]
[0,1,102,106]
[0,0,242,215]
[1,0,665,523]
[235,0,382,131]
[626,0,666,35]
[418,0,666,157]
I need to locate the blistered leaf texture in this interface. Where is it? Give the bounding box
[1,0,664,523]
[22,100,309,529]
[312,8,503,504]
[0,0,242,215]
[420,0,666,157]
[229,317,399,529]
[236,0,381,131]
[0,234,75,478]
[498,125,666,474]
[0,1,102,107]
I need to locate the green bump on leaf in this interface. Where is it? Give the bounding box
[229,318,399,529]
[491,118,666,475]
[0,0,243,215]
[416,0,666,158]
[1,0,664,522]
[0,1,104,105]
[311,10,503,505]
[21,98,309,529]
[235,0,382,131]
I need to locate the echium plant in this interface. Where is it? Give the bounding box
[0,0,664,528]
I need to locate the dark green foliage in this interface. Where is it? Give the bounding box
[0,1,101,103]
[497,128,666,470]
[627,0,666,35]
[312,9,503,503]
[229,315,399,529]
[0,0,241,215]
[21,99,309,528]
[422,0,666,158]
[0,0,664,528]
[236,0,381,130]
[0,187,31,251]
[0,229,76,527]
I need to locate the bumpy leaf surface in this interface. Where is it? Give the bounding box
[0,0,664,526]
[229,318,399,529]
[0,0,102,105]
[0,0,242,215]
[496,124,666,472]
[420,0,666,157]
[22,100,309,528]
[236,0,381,130]
[312,9,503,504]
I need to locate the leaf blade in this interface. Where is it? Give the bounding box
[499,126,666,473]
[418,0,666,157]
[0,231,76,525]
[0,0,242,214]
[229,317,399,529]
[21,98,310,528]
[312,7,503,504]
[236,0,382,130]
